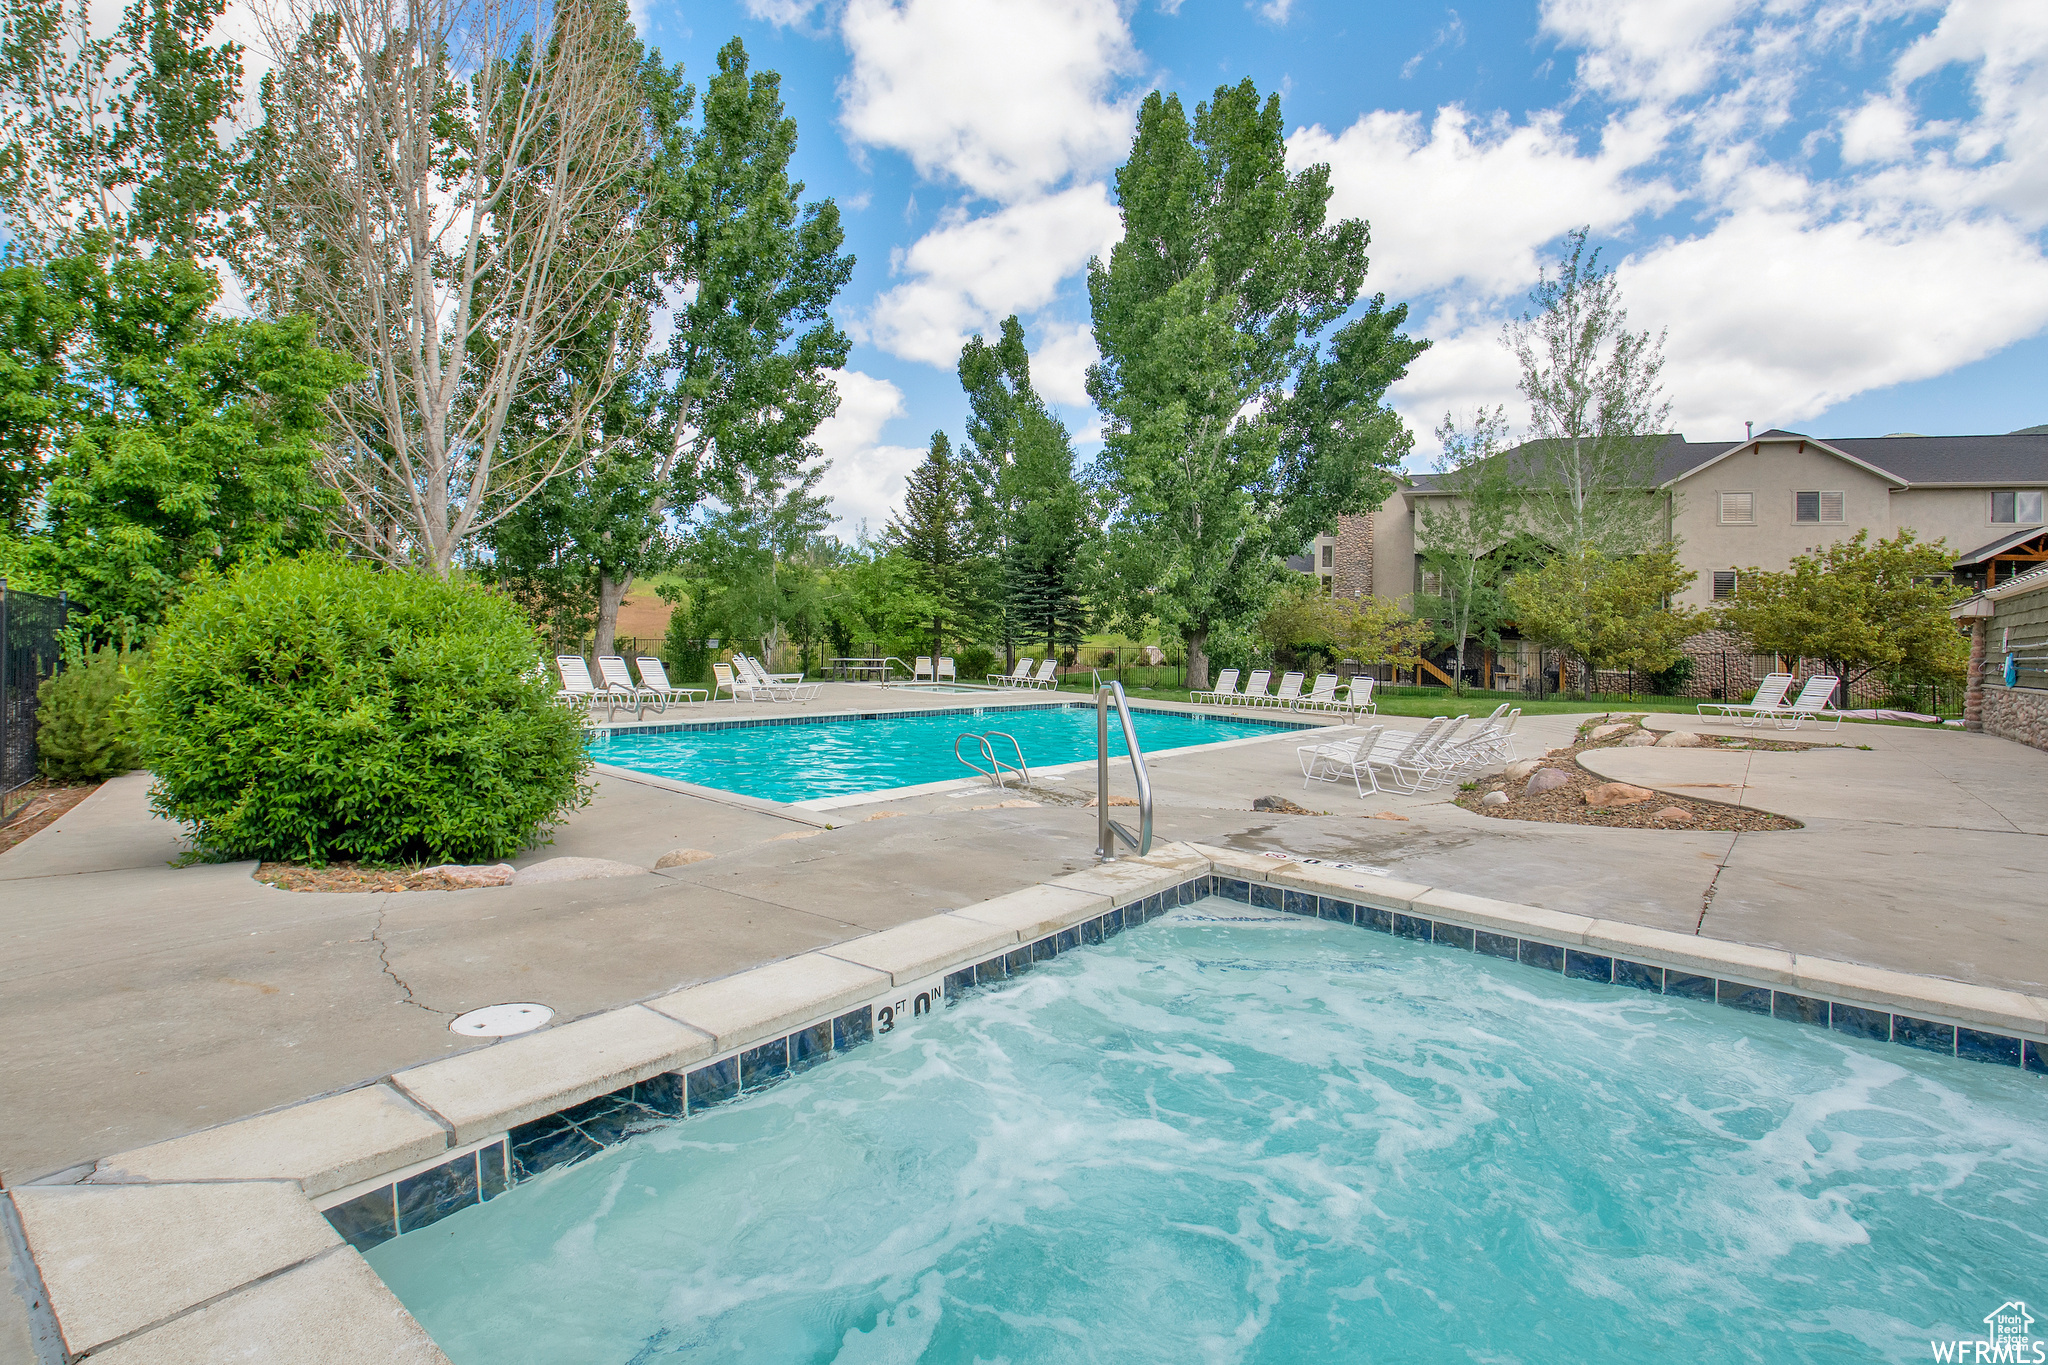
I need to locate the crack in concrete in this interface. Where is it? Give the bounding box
[369,895,449,1016]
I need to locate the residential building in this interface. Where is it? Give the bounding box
[1301,426,2048,696]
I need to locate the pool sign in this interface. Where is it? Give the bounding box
[1930,1300,2040,1362]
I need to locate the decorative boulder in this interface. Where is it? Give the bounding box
[1587,723,1634,741]
[1651,806,1694,823]
[509,857,650,885]
[1503,759,1541,783]
[1616,730,1658,746]
[421,863,515,887]
[1524,768,1572,797]
[654,848,717,868]
[1479,791,1509,807]
[1583,782,1655,808]
[1654,730,1704,747]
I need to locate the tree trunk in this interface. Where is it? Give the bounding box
[594,573,627,662]
[1187,626,1211,691]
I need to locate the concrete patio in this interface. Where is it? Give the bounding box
[3,684,2044,1206]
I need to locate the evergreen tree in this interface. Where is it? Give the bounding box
[884,432,977,657]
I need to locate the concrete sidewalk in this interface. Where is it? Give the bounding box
[3,701,2044,1195]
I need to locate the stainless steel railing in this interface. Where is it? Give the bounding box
[954,730,1030,789]
[1096,681,1153,860]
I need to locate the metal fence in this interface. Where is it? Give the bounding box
[2,583,69,798]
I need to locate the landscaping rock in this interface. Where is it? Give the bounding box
[1503,758,1540,782]
[1650,806,1694,823]
[1616,730,1658,746]
[509,857,650,885]
[1545,746,1574,757]
[1252,795,1314,814]
[420,863,515,887]
[1479,791,1509,807]
[1524,768,1571,797]
[1582,782,1655,808]
[1654,730,1704,747]
[653,849,716,869]
[1587,723,1634,741]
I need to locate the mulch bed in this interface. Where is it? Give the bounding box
[0,780,100,855]
[1453,715,1805,832]
[255,862,497,893]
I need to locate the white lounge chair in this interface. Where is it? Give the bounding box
[1298,673,1340,712]
[557,655,630,720]
[1024,659,1059,690]
[1770,675,1844,730]
[1340,676,1377,715]
[1237,669,1272,707]
[1429,704,1510,784]
[738,655,820,701]
[743,654,807,685]
[913,656,934,682]
[1192,668,1240,705]
[936,657,956,682]
[712,661,747,702]
[990,657,1034,686]
[1362,716,1452,793]
[1299,725,1388,797]
[1698,674,1792,726]
[1264,671,1305,709]
[596,655,662,719]
[636,656,708,709]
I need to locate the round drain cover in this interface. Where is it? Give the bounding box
[449,1003,553,1037]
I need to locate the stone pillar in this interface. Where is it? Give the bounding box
[1965,617,1987,733]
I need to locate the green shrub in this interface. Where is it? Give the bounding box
[37,643,143,781]
[132,554,590,863]
[954,643,996,681]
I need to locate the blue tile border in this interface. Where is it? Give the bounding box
[325,867,2044,1253]
[590,699,1321,741]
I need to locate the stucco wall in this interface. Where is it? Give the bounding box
[1670,438,1899,609]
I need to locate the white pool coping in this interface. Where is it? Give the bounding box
[11,842,2044,1361]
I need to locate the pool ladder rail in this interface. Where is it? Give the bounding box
[955,730,1030,789]
[1096,680,1153,861]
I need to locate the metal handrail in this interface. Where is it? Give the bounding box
[1096,681,1153,860]
[954,731,1030,788]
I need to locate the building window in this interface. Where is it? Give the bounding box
[1320,544,1334,568]
[1419,569,1442,596]
[1795,490,1844,523]
[1320,575,1332,594]
[1713,570,1738,600]
[1991,491,2044,524]
[1718,492,1754,525]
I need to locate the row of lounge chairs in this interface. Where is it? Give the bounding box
[556,655,707,719]
[1697,673,1844,730]
[1298,703,1522,797]
[715,655,822,703]
[1193,669,1378,715]
[988,658,1060,689]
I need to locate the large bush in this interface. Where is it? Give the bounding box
[37,644,143,781]
[133,555,590,863]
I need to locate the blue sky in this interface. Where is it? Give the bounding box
[630,0,2048,533]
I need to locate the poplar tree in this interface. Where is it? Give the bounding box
[1086,80,1425,688]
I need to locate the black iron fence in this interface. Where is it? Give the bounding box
[2,583,69,798]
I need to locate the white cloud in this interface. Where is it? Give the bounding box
[859,185,1123,365]
[1292,106,1674,298]
[813,369,926,534]
[743,0,825,23]
[1028,319,1099,407]
[838,0,1139,202]
[1540,0,1765,102]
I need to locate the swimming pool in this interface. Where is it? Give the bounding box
[368,900,2048,1362]
[587,703,1310,803]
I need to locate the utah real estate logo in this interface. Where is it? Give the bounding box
[1933,1301,2041,1362]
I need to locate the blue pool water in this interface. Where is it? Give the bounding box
[587,703,1305,802]
[369,902,2048,1363]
